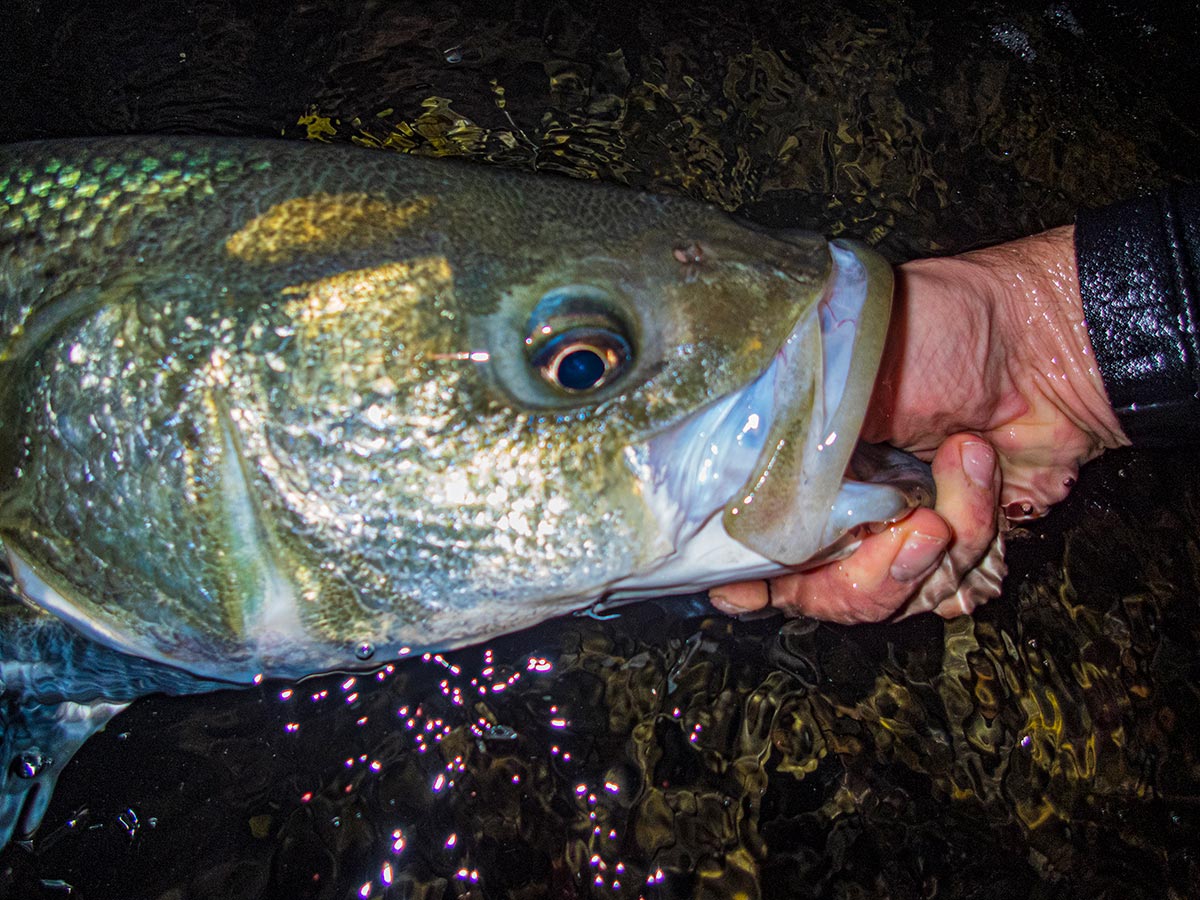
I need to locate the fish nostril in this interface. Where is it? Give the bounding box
[672,242,705,266]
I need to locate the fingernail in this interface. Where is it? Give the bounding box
[708,591,744,615]
[961,441,995,489]
[890,532,948,583]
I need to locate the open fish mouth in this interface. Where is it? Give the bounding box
[613,239,923,598]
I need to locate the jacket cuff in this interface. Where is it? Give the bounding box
[1075,187,1200,445]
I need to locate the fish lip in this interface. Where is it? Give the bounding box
[614,240,892,596]
[719,239,894,565]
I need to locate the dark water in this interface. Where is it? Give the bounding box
[2,1,1200,897]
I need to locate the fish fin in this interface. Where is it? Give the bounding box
[0,563,227,848]
[896,529,1007,620]
[0,695,129,847]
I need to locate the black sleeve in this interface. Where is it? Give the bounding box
[1075,186,1200,446]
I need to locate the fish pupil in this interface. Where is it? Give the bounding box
[557,348,606,390]
[530,326,631,394]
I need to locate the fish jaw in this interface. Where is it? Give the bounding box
[611,240,903,598]
[720,239,898,564]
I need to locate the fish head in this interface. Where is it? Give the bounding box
[213,187,907,652]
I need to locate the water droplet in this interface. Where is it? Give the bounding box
[1004,499,1038,521]
[13,749,46,779]
[356,642,375,661]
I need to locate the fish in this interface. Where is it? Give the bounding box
[0,137,931,838]
[0,136,930,682]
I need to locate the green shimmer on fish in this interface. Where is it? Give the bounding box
[0,137,913,682]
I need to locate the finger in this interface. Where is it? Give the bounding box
[899,434,1001,618]
[930,528,1006,618]
[708,580,769,615]
[763,508,950,623]
[707,506,951,621]
[935,436,1000,563]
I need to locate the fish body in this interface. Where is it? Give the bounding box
[0,137,909,684]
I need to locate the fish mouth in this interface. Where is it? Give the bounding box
[611,240,898,598]
[720,239,895,565]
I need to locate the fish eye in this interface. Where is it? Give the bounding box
[525,287,636,395]
[531,328,632,392]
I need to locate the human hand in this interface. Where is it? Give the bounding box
[709,225,1130,623]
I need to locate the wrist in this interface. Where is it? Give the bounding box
[964,225,1129,455]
